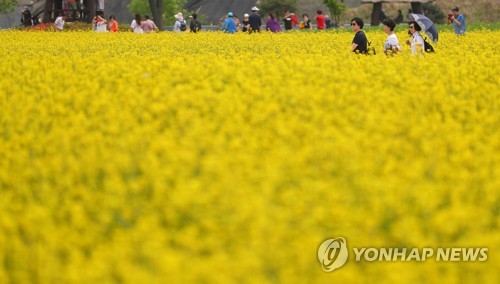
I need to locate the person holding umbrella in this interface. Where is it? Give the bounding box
[405,21,424,54]
[448,6,466,35]
[409,13,438,43]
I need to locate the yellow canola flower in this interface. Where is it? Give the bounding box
[0,30,499,283]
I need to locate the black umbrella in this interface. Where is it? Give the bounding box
[410,13,438,43]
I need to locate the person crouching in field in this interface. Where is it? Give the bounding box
[54,14,67,31]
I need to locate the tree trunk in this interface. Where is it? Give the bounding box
[371,2,382,26]
[87,0,96,23]
[43,0,55,22]
[411,2,424,15]
[149,0,163,31]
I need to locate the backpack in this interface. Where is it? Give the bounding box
[361,31,376,55]
[367,41,376,55]
[179,20,187,31]
[423,37,435,53]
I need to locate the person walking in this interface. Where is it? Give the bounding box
[141,15,157,33]
[190,13,202,33]
[222,12,237,34]
[405,21,425,54]
[316,10,325,30]
[284,10,293,31]
[350,17,367,54]
[131,14,144,34]
[382,18,400,54]
[174,13,187,32]
[266,13,281,33]
[21,6,32,27]
[241,13,250,33]
[248,6,262,34]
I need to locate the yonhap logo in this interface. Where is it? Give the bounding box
[317,237,489,272]
[318,237,348,272]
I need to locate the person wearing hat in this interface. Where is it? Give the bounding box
[242,13,250,32]
[325,15,333,29]
[248,6,262,34]
[174,12,187,32]
[448,7,466,35]
[21,6,32,27]
[222,12,237,33]
[190,13,202,33]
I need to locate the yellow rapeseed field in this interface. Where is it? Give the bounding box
[0,29,499,283]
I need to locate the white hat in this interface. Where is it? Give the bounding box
[174,12,183,20]
[251,6,259,11]
[244,13,249,17]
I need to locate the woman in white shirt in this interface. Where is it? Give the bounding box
[405,21,424,54]
[54,14,67,31]
[382,18,400,54]
[93,13,108,32]
[130,14,144,34]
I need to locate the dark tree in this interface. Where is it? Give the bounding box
[149,0,164,30]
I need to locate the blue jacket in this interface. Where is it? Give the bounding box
[222,18,237,33]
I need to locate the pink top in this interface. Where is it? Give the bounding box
[141,19,157,33]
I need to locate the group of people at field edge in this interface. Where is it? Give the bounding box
[220,6,335,34]
[52,4,466,55]
[351,6,465,55]
[130,14,158,34]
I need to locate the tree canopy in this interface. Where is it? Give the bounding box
[259,0,297,21]
[128,0,186,29]
[323,0,347,27]
[0,0,18,14]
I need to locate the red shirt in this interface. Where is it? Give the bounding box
[291,14,298,26]
[109,21,118,32]
[316,15,325,30]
